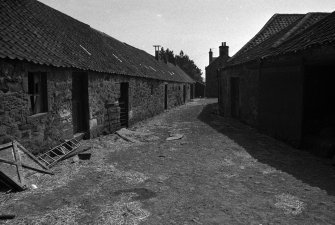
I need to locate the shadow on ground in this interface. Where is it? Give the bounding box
[198,103,335,196]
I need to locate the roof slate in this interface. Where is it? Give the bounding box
[0,0,194,83]
[274,11,335,56]
[227,12,331,66]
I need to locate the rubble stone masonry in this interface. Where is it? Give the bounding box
[0,59,191,154]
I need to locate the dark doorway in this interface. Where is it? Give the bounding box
[164,84,168,110]
[183,85,186,103]
[119,82,129,128]
[72,72,89,134]
[190,84,194,99]
[302,65,335,156]
[230,77,240,118]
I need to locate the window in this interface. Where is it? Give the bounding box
[28,72,48,114]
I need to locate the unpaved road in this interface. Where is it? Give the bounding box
[1,99,335,225]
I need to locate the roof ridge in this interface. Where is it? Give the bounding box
[274,11,334,50]
[228,13,304,63]
[272,13,312,48]
[272,12,330,48]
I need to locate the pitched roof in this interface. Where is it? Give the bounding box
[0,0,194,83]
[227,12,330,66]
[206,55,229,70]
[273,11,335,56]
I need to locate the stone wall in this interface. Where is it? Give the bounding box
[88,72,191,137]
[219,60,304,146]
[167,83,185,109]
[87,73,121,138]
[218,63,259,126]
[0,59,192,154]
[259,64,303,146]
[0,60,73,154]
[205,66,218,98]
[205,57,229,98]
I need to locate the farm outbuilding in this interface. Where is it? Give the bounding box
[218,12,335,156]
[0,0,194,153]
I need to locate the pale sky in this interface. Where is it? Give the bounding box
[39,0,335,78]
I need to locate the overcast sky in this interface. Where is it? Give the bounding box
[40,0,335,78]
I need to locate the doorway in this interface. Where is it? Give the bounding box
[119,82,129,128]
[164,84,168,110]
[183,85,186,103]
[230,77,240,118]
[302,65,335,156]
[72,72,89,134]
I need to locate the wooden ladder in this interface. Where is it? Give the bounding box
[37,138,81,169]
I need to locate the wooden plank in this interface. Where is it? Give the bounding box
[37,156,51,167]
[14,141,49,170]
[12,141,25,186]
[0,142,14,151]
[0,170,24,191]
[0,158,54,175]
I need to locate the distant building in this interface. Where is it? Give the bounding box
[0,0,194,153]
[205,42,230,98]
[195,81,205,98]
[218,12,335,156]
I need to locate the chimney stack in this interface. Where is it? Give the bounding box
[209,49,213,64]
[153,45,161,61]
[219,42,229,58]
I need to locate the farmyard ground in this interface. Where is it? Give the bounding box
[1,99,335,224]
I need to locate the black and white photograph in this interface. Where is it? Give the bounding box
[0,0,335,224]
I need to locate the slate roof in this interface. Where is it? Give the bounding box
[227,12,330,67]
[273,11,335,56]
[0,0,194,83]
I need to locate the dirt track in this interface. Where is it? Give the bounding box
[1,98,335,224]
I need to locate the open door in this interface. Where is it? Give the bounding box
[230,77,240,118]
[119,82,129,128]
[72,72,89,134]
[164,84,168,110]
[183,85,186,103]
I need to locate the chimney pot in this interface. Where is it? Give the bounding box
[153,45,161,61]
[219,42,229,58]
[209,49,213,64]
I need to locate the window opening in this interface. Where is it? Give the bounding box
[28,72,48,114]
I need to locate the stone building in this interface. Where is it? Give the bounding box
[195,81,205,98]
[205,42,230,98]
[0,0,194,154]
[218,12,335,156]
